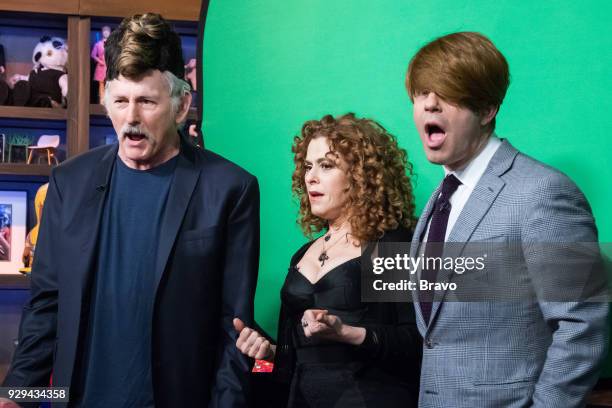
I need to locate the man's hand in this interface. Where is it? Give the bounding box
[0,397,20,408]
[233,318,275,361]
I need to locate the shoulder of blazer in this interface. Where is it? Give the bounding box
[494,139,579,190]
[193,144,257,186]
[53,143,116,177]
[485,138,520,177]
[49,143,117,195]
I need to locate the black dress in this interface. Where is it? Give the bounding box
[274,227,421,408]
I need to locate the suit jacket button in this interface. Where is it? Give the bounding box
[425,338,434,349]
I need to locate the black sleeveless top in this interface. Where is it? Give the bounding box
[273,227,421,405]
[283,256,365,350]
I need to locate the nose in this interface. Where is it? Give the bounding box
[305,167,319,185]
[125,101,140,125]
[424,92,441,112]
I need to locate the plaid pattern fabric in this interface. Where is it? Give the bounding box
[410,140,609,407]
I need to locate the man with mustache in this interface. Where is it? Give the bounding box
[405,32,608,407]
[1,13,259,408]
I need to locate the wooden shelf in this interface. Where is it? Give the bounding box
[0,273,30,289]
[0,0,79,16]
[0,164,53,176]
[0,0,199,21]
[90,104,107,116]
[0,106,67,121]
[80,0,200,22]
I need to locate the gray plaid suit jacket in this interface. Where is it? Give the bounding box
[410,139,609,407]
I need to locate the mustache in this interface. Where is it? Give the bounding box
[120,125,150,139]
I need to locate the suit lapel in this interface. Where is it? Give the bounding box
[410,184,441,258]
[74,145,118,295]
[411,183,442,331]
[153,141,201,294]
[447,174,505,244]
[59,145,118,389]
[425,173,505,327]
[425,140,519,329]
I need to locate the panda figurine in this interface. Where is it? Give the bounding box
[11,36,68,107]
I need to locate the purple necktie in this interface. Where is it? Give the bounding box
[420,174,462,324]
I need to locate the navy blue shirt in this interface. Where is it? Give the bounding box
[76,155,178,407]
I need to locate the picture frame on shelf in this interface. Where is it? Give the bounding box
[0,190,27,274]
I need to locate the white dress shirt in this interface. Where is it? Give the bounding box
[422,135,502,243]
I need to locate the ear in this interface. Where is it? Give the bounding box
[175,92,193,125]
[480,105,498,127]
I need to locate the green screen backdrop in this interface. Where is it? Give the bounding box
[201,1,612,374]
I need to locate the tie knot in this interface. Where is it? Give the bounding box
[440,174,461,199]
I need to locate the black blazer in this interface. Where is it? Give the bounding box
[3,135,260,408]
[273,227,422,390]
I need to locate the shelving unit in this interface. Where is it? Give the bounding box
[0,106,68,121]
[0,163,52,176]
[0,3,201,280]
[0,3,200,176]
[1,0,204,384]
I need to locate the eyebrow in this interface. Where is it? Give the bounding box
[109,93,160,100]
[304,155,335,164]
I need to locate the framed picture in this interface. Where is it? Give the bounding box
[0,190,27,274]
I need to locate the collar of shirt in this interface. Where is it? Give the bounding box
[443,134,502,189]
[423,135,502,244]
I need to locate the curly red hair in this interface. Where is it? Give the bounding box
[292,113,416,242]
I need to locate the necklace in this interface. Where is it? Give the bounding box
[319,220,349,267]
[323,219,347,241]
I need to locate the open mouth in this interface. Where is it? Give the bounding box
[309,191,323,198]
[424,122,446,148]
[124,132,147,142]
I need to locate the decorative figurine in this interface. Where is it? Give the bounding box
[91,26,111,104]
[21,183,48,272]
[10,36,68,107]
[184,58,197,91]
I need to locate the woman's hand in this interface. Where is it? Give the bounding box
[301,309,366,345]
[233,318,275,361]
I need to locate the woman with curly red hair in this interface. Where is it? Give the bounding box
[235,113,421,407]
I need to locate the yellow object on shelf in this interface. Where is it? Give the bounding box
[19,267,31,275]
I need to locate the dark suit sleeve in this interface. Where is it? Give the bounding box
[208,175,260,408]
[272,302,296,383]
[355,231,422,380]
[3,172,61,391]
[356,303,422,379]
